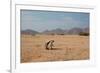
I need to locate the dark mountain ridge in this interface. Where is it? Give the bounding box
[21,27,89,35]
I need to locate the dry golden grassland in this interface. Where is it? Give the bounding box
[21,34,89,63]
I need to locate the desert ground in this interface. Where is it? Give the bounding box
[21,34,89,63]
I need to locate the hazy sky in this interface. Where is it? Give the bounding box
[21,10,89,32]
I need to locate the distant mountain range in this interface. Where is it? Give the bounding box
[21,27,89,35]
[21,29,39,35]
[42,28,67,35]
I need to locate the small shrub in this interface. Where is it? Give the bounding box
[79,32,89,36]
[59,34,65,35]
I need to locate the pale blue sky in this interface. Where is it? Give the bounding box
[20,10,89,32]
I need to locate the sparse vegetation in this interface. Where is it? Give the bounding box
[79,32,89,36]
[21,34,89,63]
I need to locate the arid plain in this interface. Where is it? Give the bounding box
[21,34,89,63]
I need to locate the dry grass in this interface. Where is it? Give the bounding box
[21,34,89,63]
